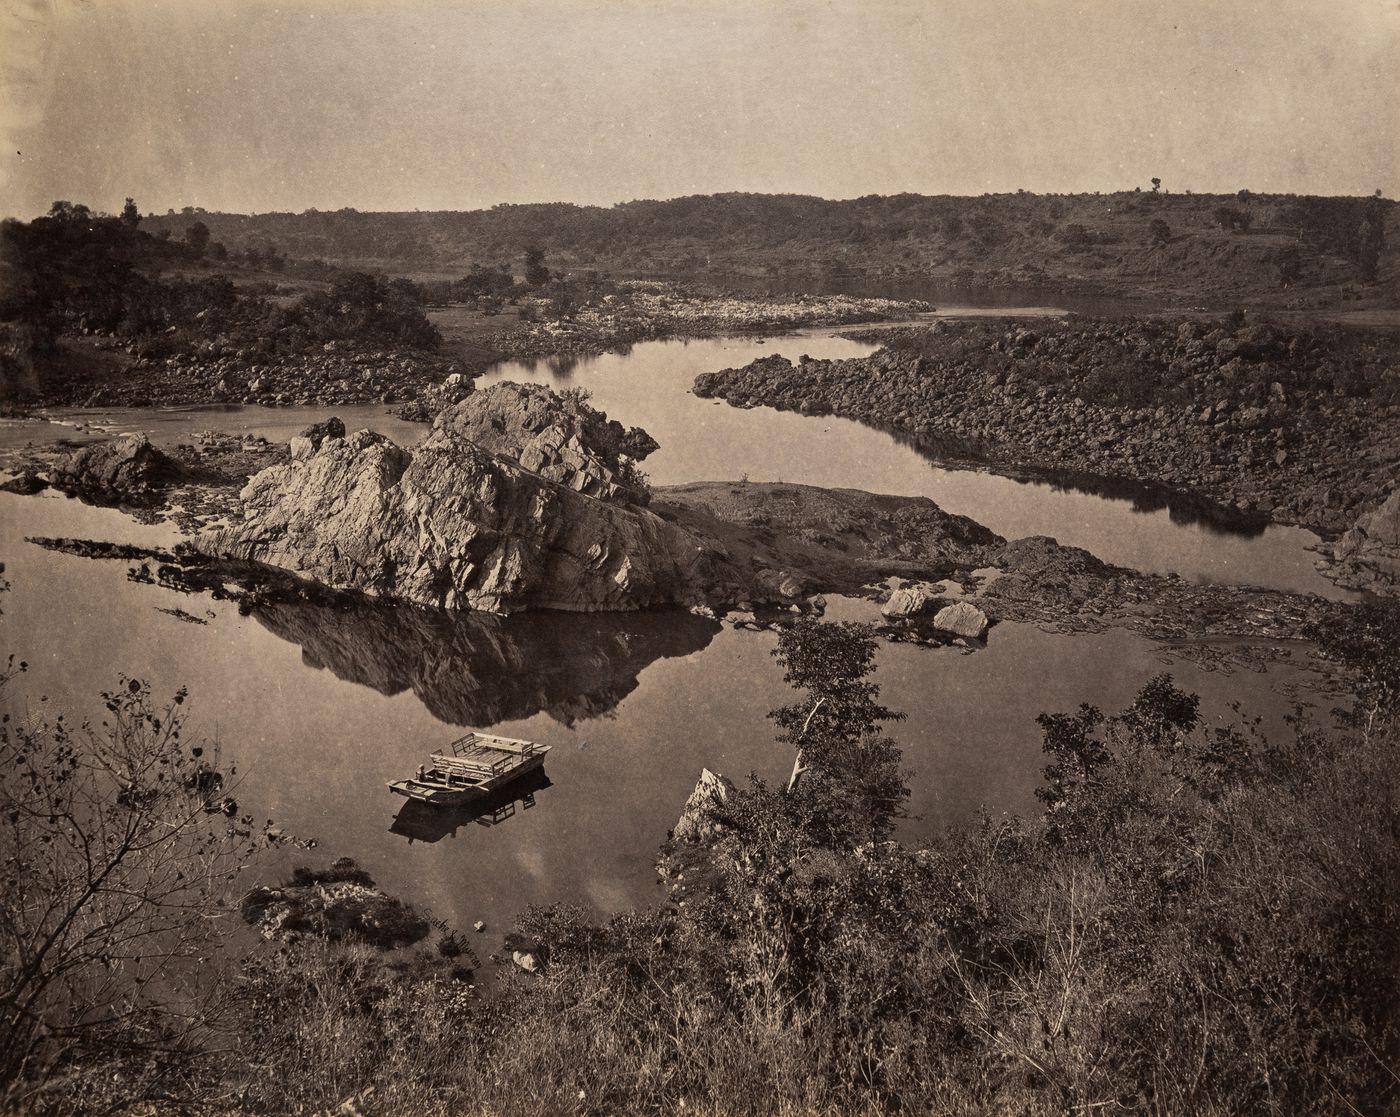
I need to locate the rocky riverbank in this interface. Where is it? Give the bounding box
[63,335,465,409]
[692,316,1400,538]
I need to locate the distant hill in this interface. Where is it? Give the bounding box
[139,190,1398,304]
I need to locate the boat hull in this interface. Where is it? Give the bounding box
[388,750,549,807]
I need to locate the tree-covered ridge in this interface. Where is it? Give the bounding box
[135,189,1396,294]
[0,203,444,400]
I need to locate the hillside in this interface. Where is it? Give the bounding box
[138,189,1399,306]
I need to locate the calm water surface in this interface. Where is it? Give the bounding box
[2,490,1333,935]
[0,325,1347,933]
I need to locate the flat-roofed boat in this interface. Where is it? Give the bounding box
[388,732,551,807]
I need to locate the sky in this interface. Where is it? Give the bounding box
[2,0,1397,218]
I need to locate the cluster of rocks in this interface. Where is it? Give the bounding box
[77,339,465,408]
[501,287,933,359]
[432,380,658,504]
[240,859,430,950]
[393,372,477,421]
[694,318,1400,536]
[881,584,991,639]
[1,427,286,528]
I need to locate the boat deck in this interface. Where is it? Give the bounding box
[388,732,550,806]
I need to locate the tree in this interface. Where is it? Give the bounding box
[523,245,551,287]
[1357,193,1385,282]
[184,220,210,257]
[1215,206,1253,233]
[769,620,906,842]
[0,678,270,1107]
[45,201,90,224]
[1059,223,1091,251]
[1148,218,1171,247]
[1150,177,1161,193]
[119,198,141,229]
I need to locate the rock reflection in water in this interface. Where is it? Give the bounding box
[252,597,722,728]
[887,428,1269,539]
[389,768,553,844]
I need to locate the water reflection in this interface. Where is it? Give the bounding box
[388,768,554,844]
[252,597,722,728]
[884,428,1269,539]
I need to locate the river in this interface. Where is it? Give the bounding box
[0,326,1347,938]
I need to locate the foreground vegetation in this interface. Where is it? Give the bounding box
[3,597,1398,1115]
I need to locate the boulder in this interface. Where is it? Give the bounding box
[290,416,346,461]
[0,470,48,496]
[673,769,735,844]
[512,949,541,974]
[881,581,939,618]
[933,601,990,640]
[1235,405,1269,430]
[50,434,183,503]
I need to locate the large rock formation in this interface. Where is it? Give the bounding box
[203,385,741,613]
[1326,489,1400,596]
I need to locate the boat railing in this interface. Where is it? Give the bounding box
[447,732,544,759]
[431,753,514,779]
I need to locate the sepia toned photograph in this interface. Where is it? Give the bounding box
[1,1,1397,1113]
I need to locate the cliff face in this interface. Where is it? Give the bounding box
[203,387,735,612]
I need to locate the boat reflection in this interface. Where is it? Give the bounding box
[388,767,554,844]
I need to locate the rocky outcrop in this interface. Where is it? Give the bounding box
[673,769,736,843]
[433,382,658,503]
[240,860,430,949]
[50,434,184,504]
[203,388,744,613]
[1325,489,1400,596]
